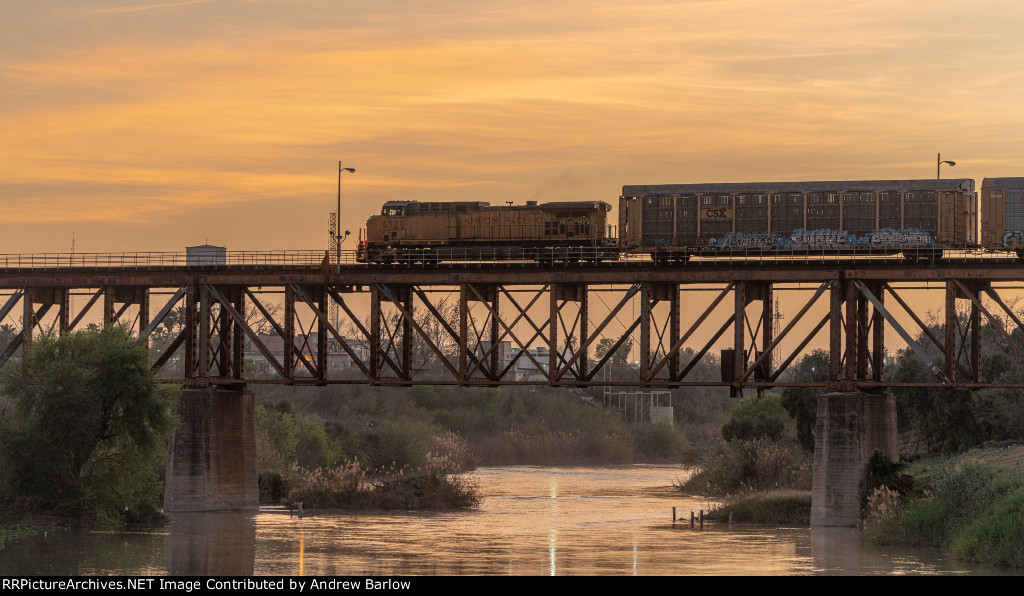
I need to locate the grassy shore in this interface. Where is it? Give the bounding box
[0,525,38,550]
[689,443,1024,568]
[0,510,62,551]
[863,444,1024,568]
[704,490,812,525]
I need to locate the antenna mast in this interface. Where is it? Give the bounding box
[328,213,339,332]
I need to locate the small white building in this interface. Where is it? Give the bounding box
[186,244,227,266]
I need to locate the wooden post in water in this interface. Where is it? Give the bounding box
[699,509,704,528]
[690,511,695,527]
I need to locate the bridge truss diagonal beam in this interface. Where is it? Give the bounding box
[852,280,947,385]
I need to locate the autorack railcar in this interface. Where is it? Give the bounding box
[980,177,1024,258]
[618,179,978,263]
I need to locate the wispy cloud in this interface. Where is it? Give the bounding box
[92,0,218,14]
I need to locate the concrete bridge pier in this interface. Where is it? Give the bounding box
[811,391,898,527]
[164,386,258,512]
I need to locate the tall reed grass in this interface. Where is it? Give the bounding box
[286,454,481,510]
[678,437,811,497]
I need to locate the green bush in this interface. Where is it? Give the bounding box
[774,349,830,452]
[255,401,365,503]
[634,419,693,463]
[721,394,794,443]
[907,462,998,542]
[256,402,299,474]
[360,417,439,470]
[951,487,1024,566]
[706,490,812,524]
[866,451,914,498]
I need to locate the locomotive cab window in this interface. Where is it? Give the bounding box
[383,207,405,217]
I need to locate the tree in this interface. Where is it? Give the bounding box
[0,326,178,524]
[778,349,830,452]
[890,361,983,453]
[885,314,1024,452]
[0,323,17,355]
[594,337,634,381]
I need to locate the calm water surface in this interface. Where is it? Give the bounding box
[0,466,1007,575]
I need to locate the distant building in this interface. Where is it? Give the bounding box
[511,345,550,381]
[244,332,370,372]
[476,340,512,369]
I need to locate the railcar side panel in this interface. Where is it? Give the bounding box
[981,177,1024,251]
[620,179,977,259]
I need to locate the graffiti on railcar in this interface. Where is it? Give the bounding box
[788,230,851,247]
[866,229,932,246]
[707,232,786,249]
[705,228,936,250]
[1003,231,1024,249]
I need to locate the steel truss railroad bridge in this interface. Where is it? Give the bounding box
[3,251,1024,392]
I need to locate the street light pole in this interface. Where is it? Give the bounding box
[937,153,956,179]
[337,164,355,272]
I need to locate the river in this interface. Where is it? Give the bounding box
[0,466,1008,575]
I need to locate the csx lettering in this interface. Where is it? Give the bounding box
[704,209,729,219]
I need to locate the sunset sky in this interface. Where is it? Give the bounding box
[4,0,1024,254]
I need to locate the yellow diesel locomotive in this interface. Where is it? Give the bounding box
[356,199,618,264]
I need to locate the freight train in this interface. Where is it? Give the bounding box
[355,177,1024,264]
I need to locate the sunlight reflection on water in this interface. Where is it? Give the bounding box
[0,465,1004,575]
[248,466,982,576]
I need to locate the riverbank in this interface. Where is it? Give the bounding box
[0,510,63,552]
[863,444,1024,568]
[0,524,39,550]
[693,444,1024,569]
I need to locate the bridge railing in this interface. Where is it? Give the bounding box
[0,247,1018,269]
[0,250,340,269]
